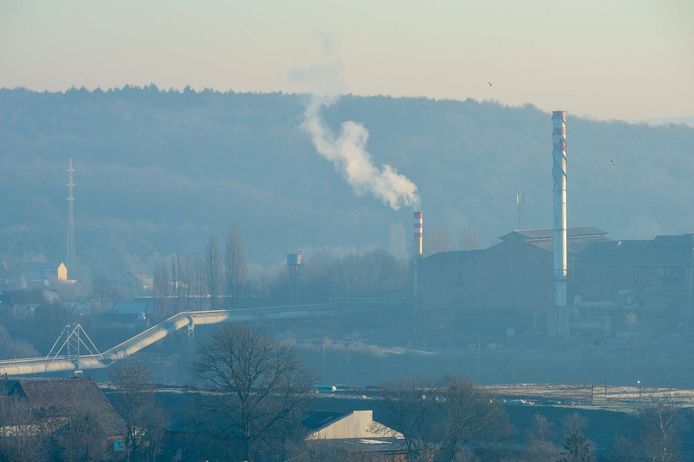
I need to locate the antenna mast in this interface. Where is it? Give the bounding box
[516,192,527,229]
[66,158,76,275]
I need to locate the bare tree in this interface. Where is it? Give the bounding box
[54,399,109,462]
[389,221,407,260]
[170,253,183,313]
[91,277,121,312]
[638,405,683,462]
[0,397,50,462]
[380,376,510,462]
[523,414,559,462]
[608,435,642,462]
[0,324,37,358]
[425,226,454,256]
[153,262,171,319]
[457,224,480,251]
[609,405,683,462]
[170,253,198,312]
[193,256,207,310]
[194,324,313,462]
[561,413,589,443]
[557,412,596,462]
[225,227,247,305]
[109,363,167,461]
[439,377,511,461]
[205,235,223,308]
[557,431,594,462]
[380,378,445,462]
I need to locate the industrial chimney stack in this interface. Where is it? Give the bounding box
[552,111,568,307]
[412,210,423,297]
[413,211,423,258]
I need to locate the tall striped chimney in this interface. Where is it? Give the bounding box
[413,210,423,298]
[552,111,568,307]
[413,211,423,258]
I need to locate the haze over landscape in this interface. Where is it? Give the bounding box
[2,0,693,121]
[2,89,694,274]
[1,2,694,461]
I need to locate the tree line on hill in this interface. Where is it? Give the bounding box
[2,87,694,275]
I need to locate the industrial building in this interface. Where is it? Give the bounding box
[418,227,609,312]
[579,234,694,331]
[415,110,694,336]
[416,229,694,334]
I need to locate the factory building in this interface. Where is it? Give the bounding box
[417,231,694,333]
[418,227,609,312]
[578,234,694,331]
[415,110,693,335]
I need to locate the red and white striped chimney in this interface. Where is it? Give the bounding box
[413,211,423,258]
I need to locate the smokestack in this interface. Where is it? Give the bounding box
[552,111,568,307]
[413,211,423,258]
[412,210,423,298]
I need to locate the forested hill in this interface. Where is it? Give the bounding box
[1,87,693,275]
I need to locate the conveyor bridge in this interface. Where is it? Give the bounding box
[0,299,405,377]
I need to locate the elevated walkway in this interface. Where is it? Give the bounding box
[0,300,405,377]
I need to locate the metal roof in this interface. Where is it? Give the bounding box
[582,234,694,266]
[112,300,152,315]
[527,236,611,255]
[0,289,60,307]
[500,227,608,241]
[302,410,350,431]
[7,378,126,437]
[423,228,610,260]
[420,249,484,264]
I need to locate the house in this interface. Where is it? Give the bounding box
[57,262,68,281]
[56,262,76,284]
[304,410,402,440]
[0,378,127,457]
[0,288,60,319]
[303,410,407,461]
[21,261,60,287]
[119,271,154,292]
[107,299,153,325]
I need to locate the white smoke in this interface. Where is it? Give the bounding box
[302,95,420,211]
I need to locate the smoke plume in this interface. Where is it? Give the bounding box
[302,95,420,210]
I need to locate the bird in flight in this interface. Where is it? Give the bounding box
[488,81,493,87]
[609,160,615,166]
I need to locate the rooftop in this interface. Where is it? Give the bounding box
[6,378,126,437]
[500,227,608,241]
[112,300,152,315]
[420,249,484,265]
[0,289,60,307]
[302,410,350,431]
[582,234,694,266]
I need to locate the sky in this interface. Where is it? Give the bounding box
[1,0,692,121]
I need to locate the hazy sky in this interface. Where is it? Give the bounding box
[1,0,692,121]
